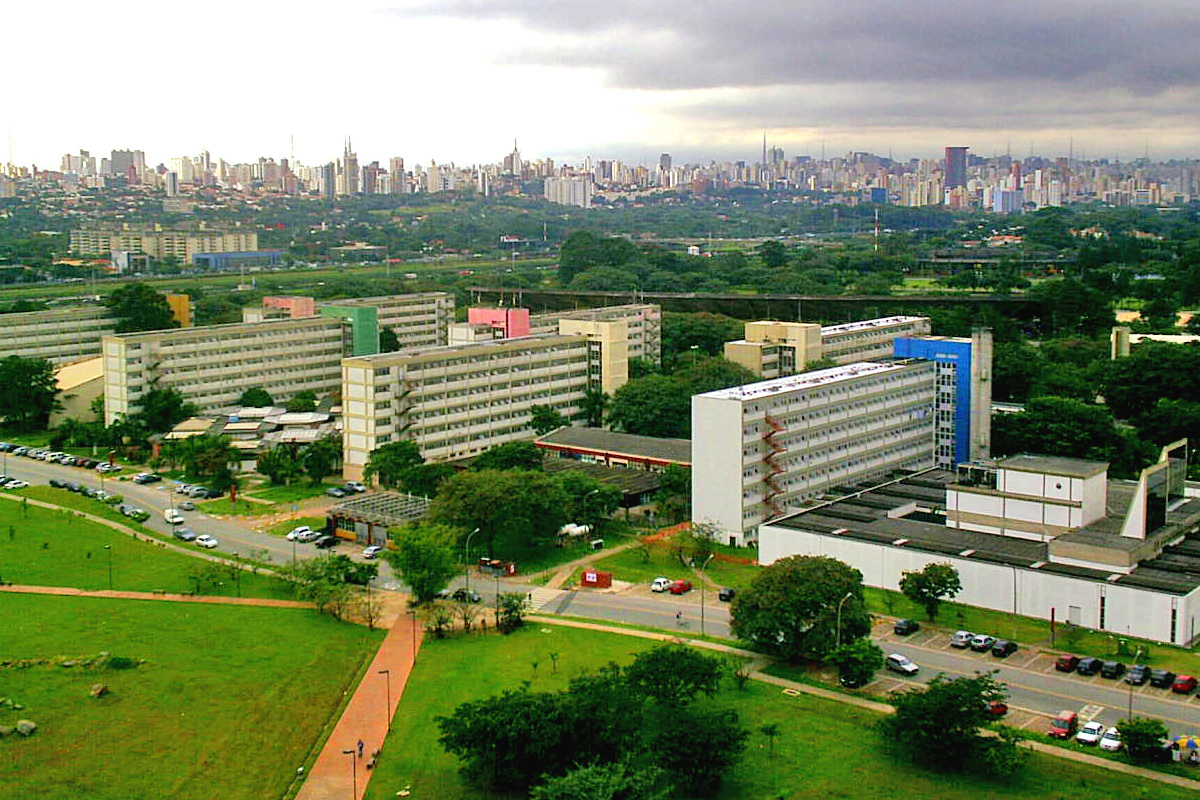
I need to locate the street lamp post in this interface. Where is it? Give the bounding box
[104,544,112,590]
[835,591,853,649]
[378,669,392,733]
[464,527,480,594]
[1128,645,1145,720]
[699,553,715,636]
[408,609,416,656]
[341,748,357,799]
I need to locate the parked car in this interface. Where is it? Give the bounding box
[176,484,193,494]
[669,579,693,595]
[885,654,919,676]
[1125,664,1151,686]
[651,577,672,593]
[1076,721,1106,745]
[718,587,736,602]
[178,501,194,511]
[48,478,64,488]
[1055,654,1080,673]
[296,530,323,543]
[450,588,481,603]
[344,481,367,493]
[1100,661,1126,679]
[11,447,28,456]
[1150,669,1177,688]
[2,479,28,489]
[1076,657,1103,676]
[893,619,920,636]
[187,486,209,497]
[950,630,974,648]
[164,509,184,525]
[1048,711,1078,739]
[173,528,197,542]
[1172,674,1198,694]
[362,545,384,559]
[970,634,997,652]
[325,487,348,498]
[986,700,1008,717]
[195,534,219,549]
[1098,727,1122,752]
[286,525,313,541]
[991,640,1018,658]
[313,535,339,549]
[132,473,161,484]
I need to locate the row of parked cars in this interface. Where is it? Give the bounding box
[284,525,341,550]
[46,479,151,522]
[1054,653,1198,694]
[0,445,121,472]
[173,483,223,499]
[0,476,29,489]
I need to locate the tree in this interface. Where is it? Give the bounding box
[581,387,608,428]
[379,327,401,353]
[644,705,747,794]
[757,240,789,268]
[655,464,692,524]
[400,462,455,497]
[238,387,274,407]
[673,356,757,395]
[1103,341,1200,421]
[661,312,744,360]
[429,469,569,556]
[285,390,318,413]
[623,644,722,706]
[530,404,568,435]
[531,761,668,800]
[729,555,871,660]
[826,637,885,688]
[281,554,359,618]
[256,446,304,485]
[607,375,689,438]
[899,563,962,621]
[301,435,341,486]
[471,441,543,472]
[556,470,622,530]
[364,440,425,488]
[104,283,179,333]
[878,672,1022,777]
[382,524,459,602]
[1134,398,1200,448]
[496,592,527,633]
[0,356,59,431]
[132,387,196,434]
[1116,717,1170,764]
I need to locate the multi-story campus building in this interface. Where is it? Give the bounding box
[0,306,117,364]
[724,316,931,378]
[318,293,454,350]
[528,303,661,365]
[70,227,259,261]
[102,317,351,424]
[341,324,630,477]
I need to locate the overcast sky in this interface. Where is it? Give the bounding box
[7,1,1199,169]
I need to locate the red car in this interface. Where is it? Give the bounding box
[668,580,692,595]
[986,700,1009,717]
[1055,654,1080,672]
[1172,675,1197,694]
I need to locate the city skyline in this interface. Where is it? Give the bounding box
[6,1,1200,167]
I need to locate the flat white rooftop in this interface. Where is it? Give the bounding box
[821,316,926,335]
[696,360,909,402]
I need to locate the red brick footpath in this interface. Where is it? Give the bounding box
[296,606,424,800]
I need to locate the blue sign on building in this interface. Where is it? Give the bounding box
[893,337,974,467]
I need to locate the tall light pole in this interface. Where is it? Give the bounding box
[835,591,853,648]
[464,527,480,594]
[341,748,357,800]
[378,669,392,734]
[104,544,113,590]
[699,553,715,636]
[1128,645,1145,720]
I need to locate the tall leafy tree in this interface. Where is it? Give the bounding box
[364,440,425,488]
[529,404,568,435]
[581,387,609,428]
[104,283,179,333]
[1115,718,1170,764]
[383,524,460,602]
[826,638,885,688]
[428,469,568,555]
[301,435,342,486]
[379,327,401,353]
[607,375,688,438]
[899,563,963,621]
[256,446,303,485]
[471,441,543,472]
[133,387,196,434]
[284,390,318,413]
[0,356,59,430]
[238,387,274,407]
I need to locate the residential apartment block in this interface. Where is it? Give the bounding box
[0,306,117,364]
[341,325,630,477]
[318,292,454,350]
[724,316,931,378]
[529,303,661,365]
[70,227,259,260]
[102,317,350,424]
[692,360,939,546]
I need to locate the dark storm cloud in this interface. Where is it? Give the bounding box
[404,0,1200,95]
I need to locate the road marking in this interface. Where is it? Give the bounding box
[1079,704,1105,721]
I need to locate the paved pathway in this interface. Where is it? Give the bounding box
[296,602,424,800]
[0,583,311,608]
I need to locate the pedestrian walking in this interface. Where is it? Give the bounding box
[357,739,364,759]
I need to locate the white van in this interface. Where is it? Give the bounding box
[164,509,184,525]
[651,577,672,593]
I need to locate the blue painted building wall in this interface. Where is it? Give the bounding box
[894,337,973,466]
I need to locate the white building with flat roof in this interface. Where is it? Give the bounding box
[318,292,454,348]
[724,316,931,378]
[529,304,661,365]
[0,306,117,364]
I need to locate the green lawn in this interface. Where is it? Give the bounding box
[246,482,333,504]
[365,623,1200,800]
[0,499,293,598]
[14,484,152,529]
[264,515,328,538]
[1,593,384,800]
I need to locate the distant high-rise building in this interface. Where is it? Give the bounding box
[504,139,521,176]
[659,153,672,171]
[321,162,336,199]
[109,149,145,180]
[342,137,359,195]
[545,175,594,208]
[944,146,968,188]
[388,157,405,194]
[165,171,179,197]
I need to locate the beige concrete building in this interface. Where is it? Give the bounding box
[529,303,661,365]
[102,317,350,424]
[50,357,104,426]
[724,316,932,378]
[0,306,117,364]
[318,292,454,349]
[341,324,630,478]
[70,227,258,260]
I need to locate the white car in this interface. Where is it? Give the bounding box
[345,481,367,493]
[164,509,185,525]
[296,529,323,543]
[195,534,219,549]
[363,545,384,559]
[2,479,28,489]
[1076,721,1106,745]
[950,630,974,648]
[286,525,313,541]
[650,577,672,592]
[1098,727,1122,752]
[885,653,920,676]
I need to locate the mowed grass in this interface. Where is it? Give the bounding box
[0,593,384,800]
[0,499,293,598]
[263,515,328,538]
[365,624,1200,800]
[246,482,333,504]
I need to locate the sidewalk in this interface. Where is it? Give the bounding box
[296,605,424,800]
[0,583,311,608]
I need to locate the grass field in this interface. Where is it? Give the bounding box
[14,485,151,529]
[245,482,333,504]
[263,515,328,538]
[1,593,384,800]
[365,623,1197,800]
[0,498,292,598]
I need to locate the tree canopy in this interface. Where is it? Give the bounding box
[0,356,59,431]
[471,441,543,472]
[899,563,962,621]
[428,469,568,556]
[132,387,196,434]
[104,283,179,333]
[238,387,274,407]
[363,440,425,488]
[383,523,460,602]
